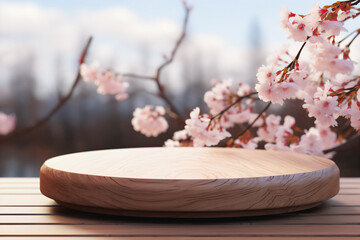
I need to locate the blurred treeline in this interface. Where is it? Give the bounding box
[0,28,359,177]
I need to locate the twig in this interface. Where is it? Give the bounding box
[229,102,272,145]
[338,28,360,45]
[346,30,360,47]
[210,92,258,121]
[120,73,155,81]
[120,2,191,124]
[286,40,307,71]
[323,134,360,154]
[0,36,93,143]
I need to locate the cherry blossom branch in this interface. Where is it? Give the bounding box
[120,73,155,81]
[338,28,360,45]
[286,40,307,71]
[323,133,360,153]
[120,2,191,124]
[209,92,258,122]
[346,30,360,47]
[0,36,93,143]
[228,102,271,146]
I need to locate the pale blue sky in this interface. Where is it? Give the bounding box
[3,0,338,46]
[1,0,358,98]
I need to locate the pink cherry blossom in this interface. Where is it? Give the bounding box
[306,3,347,38]
[308,41,354,77]
[348,101,360,130]
[338,9,357,21]
[204,79,254,128]
[234,137,260,149]
[257,114,281,143]
[164,139,181,147]
[185,108,231,147]
[80,62,129,101]
[280,7,312,42]
[303,82,340,127]
[296,127,324,156]
[164,129,190,147]
[131,105,168,137]
[173,129,188,141]
[0,112,16,135]
[316,125,338,150]
[264,143,292,152]
[80,62,100,84]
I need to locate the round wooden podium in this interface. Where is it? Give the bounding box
[40,148,339,218]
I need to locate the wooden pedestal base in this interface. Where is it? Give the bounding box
[40,148,339,218]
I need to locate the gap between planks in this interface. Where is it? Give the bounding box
[1,224,360,236]
[1,214,360,225]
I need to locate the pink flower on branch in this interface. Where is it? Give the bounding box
[204,79,255,128]
[185,108,231,147]
[131,105,169,137]
[0,112,16,136]
[80,62,129,101]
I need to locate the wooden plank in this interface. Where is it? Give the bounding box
[1,189,357,195]
[1,224,360,236]
[340,178,360,183]
[0,187,358,195]
[1,214,360,225]
[0,183,39,189]
[1,205,360,215]
[0,238,359,240]
[0,177,357,184]
[0,195,56,206]
[0,188,41,194]
[339,189,360,194]
[330,195,360,205]
[0,194,358,207]
[0,206,75,214]
[0,178,39,183]
[340,184,360,189]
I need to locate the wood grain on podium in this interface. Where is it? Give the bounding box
[40,148,339,217]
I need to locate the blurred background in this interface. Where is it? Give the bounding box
[0,0,359,177]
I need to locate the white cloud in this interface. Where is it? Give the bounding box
[0,2,247,98]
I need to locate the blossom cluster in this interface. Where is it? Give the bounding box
[163,79,257,147]
[258,114,339,158]
[0,112,16,136]
[256,2,360,131]
[131,105,168,137]
[80,62,129,101]
[75,0,360,160]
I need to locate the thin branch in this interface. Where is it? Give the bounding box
[210,92,258,121]
[338,28,360,45]
[119,2,191,125]
[230,102,272,145]
[153,2,191,123]
[323,134,360,154]
[120,73,155,81]
[286,40,307,71]
[346,31,360,48]
[155,4,191,78]
[0,36,93,143]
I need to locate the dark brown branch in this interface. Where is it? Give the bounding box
[230,102,272,145]
[120,73,155,81]
[286,40,307,71]
[0,36,93,143]
[210,92,258,121]
[323,134,360,154]
[346,30,360,47]
[152,2,191,123]
[119,2,191,124]
[338,28,360,45]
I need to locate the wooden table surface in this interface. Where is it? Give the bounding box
[0,177,359,239]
